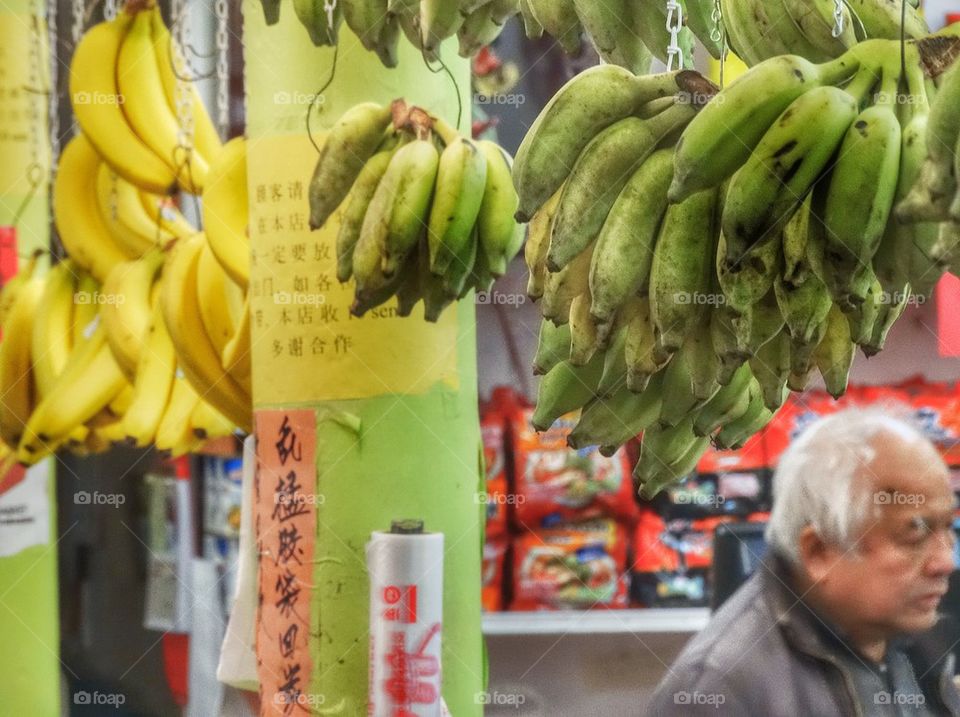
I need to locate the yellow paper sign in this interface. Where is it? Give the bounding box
[247,133,459,405]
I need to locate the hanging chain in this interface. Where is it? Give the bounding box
[104,0,118,21]
[171,0,195,172]
[215,0,229,139]
[665,0,684,72]
[832,0,845,37]
[324,0,338,29]
[710,0,728,88]
[47,0,58,173]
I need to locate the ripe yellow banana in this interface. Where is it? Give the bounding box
[160,234,252,432]
[0,250,42,327]
[95,163,167,257]
[31,260,78,399]
[70,12,176,194]
[202,136,250,289]
[0,274,44,448]
[72,272,101,345]
[221,294,251,394]
[53,135,132,282]
[197,240,243,358]
[190,399,236,441]
[150,6,223,172]
[117,9,209,193]
[100,249,165,381]
[154,372,202,456]
[122,297,176,448]
[139,191,196,238]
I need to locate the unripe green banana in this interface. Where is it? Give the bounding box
[342,0,389,51]
[710,303,750,385]
[624,297,669,393]
[749,329,791,411]
[635,417,702,487]
[659,322,721,428]
[814,303,855,399]
[822,94,902,295]
[549,104,694,271]
[260,0,281,24]
[693,363,754,437]
[638,434,711,499]
[293,0,343,45]
[714,381,772,451]
[717,230,784,313]
[572,0,652,74]
[588,148,675,331]
[379,139,441,278]
[475,141,522,277]
[427,136,487,276]
[596,323,628,397]
[569,372,664,451]
[526,0,582,54]
[541,243,592,326]
[649,187,718,355]
[533,320,571,376]
[419,0,464,50]
[734,289,787,356]
[441,226,480,298]
[308,103,393,230]
[863,285,910,357]
[518,0,543,38]
[336,147,397,283]
[568,292,600,367]
[670,53,860,201]
[845,0,928,41]
[513,67,684,221]
[722,84,861,263]
[525,188,561,300]
[532,353,605,431]
[373,13,402,68]
[458,3,502,57]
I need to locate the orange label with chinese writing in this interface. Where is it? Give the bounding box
[255,409,317,715]
[247,133,460,405]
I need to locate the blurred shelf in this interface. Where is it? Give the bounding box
[482,608,710,636]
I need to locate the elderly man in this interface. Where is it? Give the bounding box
[647,409,960,715]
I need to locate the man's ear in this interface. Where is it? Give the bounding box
[798,525,835,585]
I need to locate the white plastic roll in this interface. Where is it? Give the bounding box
[367,522,444,717]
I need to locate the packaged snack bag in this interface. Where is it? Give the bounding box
[481,407,509,538]
[481,539,508,612]
[510,408,637,526]
[511,518,628,610]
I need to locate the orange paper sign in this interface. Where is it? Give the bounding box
[255,408,317,716]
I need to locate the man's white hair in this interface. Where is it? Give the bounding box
[765,406,937,566]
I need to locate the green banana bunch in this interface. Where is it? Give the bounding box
[316,101,524,321]
[513,67,695,222]
[670,52,861,201]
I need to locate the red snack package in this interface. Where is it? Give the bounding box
[482,539,508,612]
[510,519,628,610]
[481,409,509,538]
[509,408,637,527]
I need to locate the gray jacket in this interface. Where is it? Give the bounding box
[646,554,960,716]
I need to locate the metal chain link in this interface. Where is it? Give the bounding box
[70,0,83,45]
[710,0,728,88]
[832,0,845,37]
[171,0,195,158]
[47,0,59,173]
[215,0,229,139]
[104,0,117,21]
[665,0,684,72]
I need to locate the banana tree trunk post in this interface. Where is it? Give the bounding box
[242,4,484,715]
